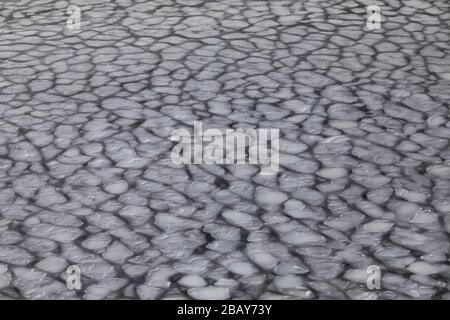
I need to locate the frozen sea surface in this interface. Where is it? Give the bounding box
[0,0,449,299]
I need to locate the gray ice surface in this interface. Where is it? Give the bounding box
[0,0,449,300]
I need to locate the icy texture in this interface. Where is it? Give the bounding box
[0,0,449,300]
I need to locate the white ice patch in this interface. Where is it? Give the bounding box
[255,187,288,205]
[188,286,230,300]
[317,167,348,179]
[221,210,263,231]
[178,275,207,288]
[281,230,326,246]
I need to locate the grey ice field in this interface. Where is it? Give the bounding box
[0,0,449,300]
